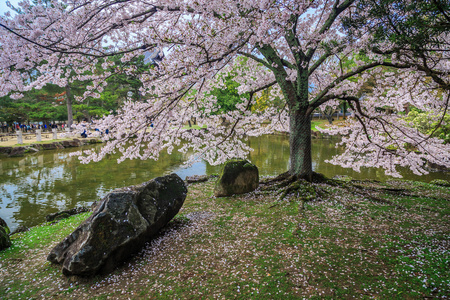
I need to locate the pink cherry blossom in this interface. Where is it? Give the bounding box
[0,0,448,178]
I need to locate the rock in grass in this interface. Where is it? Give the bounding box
[0,217,11,251]
[45,206,90,222]
[47,173,187,276]
[0,227,11,251]
[185,175,209,183]
[0,216,9,235]
[214,159,259,197]
[10,225,29,235]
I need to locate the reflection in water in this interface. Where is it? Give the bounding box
[0,135,448,231]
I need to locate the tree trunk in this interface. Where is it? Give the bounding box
[289,109,313,180]
[65,85,74,130]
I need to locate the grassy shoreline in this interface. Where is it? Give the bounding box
[1,177,449,299]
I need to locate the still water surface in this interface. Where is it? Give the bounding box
[1,135,448,231]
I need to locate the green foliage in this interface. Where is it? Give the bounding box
[404,109,450,143]
[252,87,284,113]
[208,73,247,114]
[101,55,148,104]
[0,104,28,123]
[345,0,450,50]
[0,89,67,123]
[206,57,283,115]
[0,54,150,124]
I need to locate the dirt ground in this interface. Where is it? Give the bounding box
[0,131,80,147]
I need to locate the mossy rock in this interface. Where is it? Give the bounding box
[0,226,11,251]
[9,147,25,157]
[0,147,12,156]
[214,159,259,197]
[0,216,10,235]
[30,144,44,150]
[42,143,57,150]
[10,225,29,235]
[429,179,450,187]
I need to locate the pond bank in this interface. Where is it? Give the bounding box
[0,138,102,157]
[0,177,449,299]
[1,134,449,233]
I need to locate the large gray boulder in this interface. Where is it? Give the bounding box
[47,173,187,276]
[0,217,11,251]
[214,159,259,197]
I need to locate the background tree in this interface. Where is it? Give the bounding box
[0,0,449,178]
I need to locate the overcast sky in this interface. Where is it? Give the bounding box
[0,0,20,16]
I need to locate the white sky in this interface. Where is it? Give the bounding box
[0,0,20,16]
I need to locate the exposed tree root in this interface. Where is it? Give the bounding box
[334,182,407,210]
[259,172,350,211]
[259,172,414,212]
[350,182,450,202]
[259,172,450,213]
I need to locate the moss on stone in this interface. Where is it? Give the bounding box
[0,226,11,251]
[0,218,10,235]
[215,159,259,197]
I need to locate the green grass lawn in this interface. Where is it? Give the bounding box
[1,177,448,299]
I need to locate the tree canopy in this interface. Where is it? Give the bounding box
[0,0,448,178]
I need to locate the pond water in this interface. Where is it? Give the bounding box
[1,135,448,231]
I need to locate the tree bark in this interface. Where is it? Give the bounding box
[65,85,74,130]
[289,108,312,180]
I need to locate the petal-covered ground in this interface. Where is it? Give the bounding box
[1,177,449,299]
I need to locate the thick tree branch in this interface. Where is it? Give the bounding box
[308,48,333,75]
[310,61,412,108]
[257,44,297,106]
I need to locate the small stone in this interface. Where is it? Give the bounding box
[45,206,90,222]
[185,175,209,183]
[10,225,29,235]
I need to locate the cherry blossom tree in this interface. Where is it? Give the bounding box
[0,0,449,179]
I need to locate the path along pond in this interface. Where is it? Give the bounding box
[1,134,448,231]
